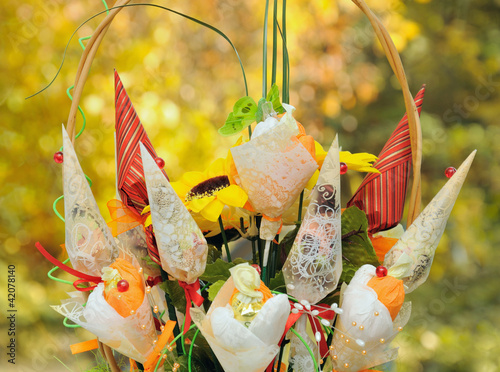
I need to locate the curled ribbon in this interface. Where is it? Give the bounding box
[178,280,204,335]
[35,242,102,289]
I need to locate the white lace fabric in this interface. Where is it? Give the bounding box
[62,126,120,277]
[140,143,208,284]
[384,150,476,293]
[231,114,318,240]
[283,137,342,304]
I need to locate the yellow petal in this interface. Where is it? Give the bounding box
[206,158,226,179]
[306,169,320,190]
[314,141,328,168]
[141,205,151,215]
[200,199,225,222]
[189,196,215,213]
[144,215,152,227]
[170,182,191,200]
[217,185,248,207]
[181,172,206,188]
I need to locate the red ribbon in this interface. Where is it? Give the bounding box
[266,302,336,372]
[178,280,204,335]
[36,242,102,289]
[146,276,163,287]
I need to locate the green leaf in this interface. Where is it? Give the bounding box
[199,258,248,283]
[340,206,380,284]
[207,280,226,301]
[160,280,186,313]
[269,270,286,292]
[218,97,258,136]
[206,244,222,265]
[266,84,285,114]
[255,97,266,123]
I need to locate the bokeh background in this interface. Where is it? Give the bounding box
[1,0,499,371]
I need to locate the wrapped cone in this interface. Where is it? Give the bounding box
[384,150,476,292]
[347,86,426,234]
[191,277,290,372]
[62,126,119,276]
[230,106,318,240]
[140,143,208,283]
[283,136,342,304]
[115,70,167,264]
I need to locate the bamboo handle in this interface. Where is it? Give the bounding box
[351,0,422,225]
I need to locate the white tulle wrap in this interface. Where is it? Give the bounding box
[384,150,476,293]
[140,143,208,284]
[283,136,342,304]
[191,277,290,372]
[62,126,120,276]
[230,105,318,240]
[329,265,411,371]
[52,282,156,363]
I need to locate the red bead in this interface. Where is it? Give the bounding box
[155,157,165,168]
[445,167,456,178]
[53,151,64,163]
[117,279,129,292]
[251,264,262,275]
[375,266,388,277]
[340,162,348,175]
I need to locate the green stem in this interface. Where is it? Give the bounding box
[188,329,200,372]
[160,269,183,355]
[251,238,257,264]
[218,216,232,262]
[297,190,305,222]
[282,0,289,103]
[289,328,320,372]
[271,0,278,86]
[262,0,271,97]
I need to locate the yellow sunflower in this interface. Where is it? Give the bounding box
[314,141,380,174]
[170,157,248,222]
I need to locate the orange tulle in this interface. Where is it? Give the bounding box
[103,258,145,318]
[370,235,398,262]
[296,122,316,160]
[106,199,147,237]
[367,275,405,321]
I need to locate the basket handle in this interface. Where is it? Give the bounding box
[352,0,422,226]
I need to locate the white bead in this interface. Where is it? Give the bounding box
[356,339,365,347]
[294,303,304,310]
[311,310,319,316]
[287,284,295,290]
[300,299,310,307]
[321,319,330,326]
[291,308,299,314]
[331,303,338,309]
[335,308,344,314]
[315,331,322,342]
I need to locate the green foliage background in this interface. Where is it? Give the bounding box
[1,0,499,371]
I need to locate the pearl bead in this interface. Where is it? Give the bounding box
[154,306,159,313]
[173,363,180,368]
[311,310,319,316]
[292,309,299,314]
[155,157,165,168]
[380,338,385,344]
[329,346,335,350]
[161,325,165,331]
[359,325,364,330]
[345,339,350,344]
[130,310,135,315]
[340,162,348,175]
[445,167,456,178]
[153,340,157,345]
[332,355,337,360]
[362,350,367,355]
[351,321,357,326]
[319,359,323,364]
[117,295,122,299]
[340,334,344,339]
[141,324,146,329]
[356,339,365,347]
[146,286,151,294]
[138,267,143,273]
[398,326,403,332]
[53,151,64,163]
[344,363,349,368]
[374,311,379,316]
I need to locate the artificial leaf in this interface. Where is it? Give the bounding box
[277,224,300,271]
[160,280,186,313]
[207,280,226,301]
[255,97,266,123]
[199,258,248,283]
[269,270,285,293]
[206,244,222,265]
[219,97,258,136]
[266,84,285,114]
[340,206,380,284]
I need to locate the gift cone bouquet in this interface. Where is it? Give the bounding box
[33,1,476,371]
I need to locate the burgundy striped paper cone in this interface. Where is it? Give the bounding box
[347,85,426,234]
[115,70,168,264]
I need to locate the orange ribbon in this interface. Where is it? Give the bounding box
[70,339,99,354]
[107,199,149,237]
[143,320,176,372]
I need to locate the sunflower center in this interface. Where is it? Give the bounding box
[186,175,230,201]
